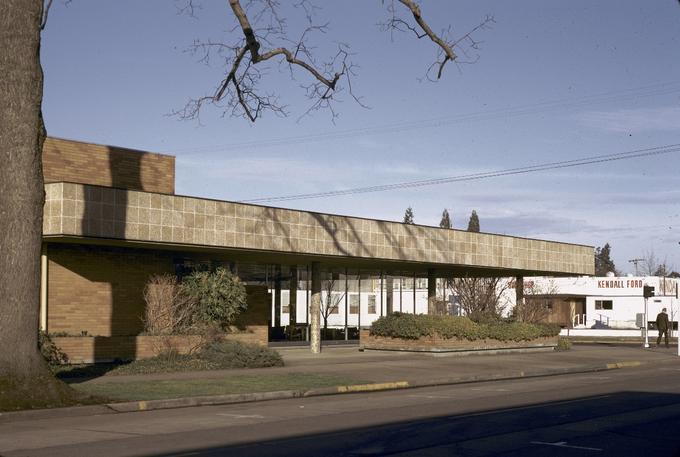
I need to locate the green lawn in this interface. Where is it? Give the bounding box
[72,373,366,401]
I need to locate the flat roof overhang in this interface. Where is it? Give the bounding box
[43,182,595,278]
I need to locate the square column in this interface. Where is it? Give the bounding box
[427,268,437,315]
[288,267,297,338]
[515,275,525,311]
[310,262,321,354]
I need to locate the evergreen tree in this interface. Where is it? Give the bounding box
[403,207,415,224]
[467,210,480,232]
[594,243,618,276]
[439,209,452,229]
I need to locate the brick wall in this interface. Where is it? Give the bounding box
[47,244,175,337]
[43,137,175,194]
[47,244,271,343]
[53,332,269,364]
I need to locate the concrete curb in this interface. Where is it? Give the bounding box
[0,359,646,420]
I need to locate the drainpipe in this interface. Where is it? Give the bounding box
[39,244,48,332]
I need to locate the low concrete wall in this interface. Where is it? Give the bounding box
[560,328,657,337]
[360,329,558,353]
[53,326,267,364]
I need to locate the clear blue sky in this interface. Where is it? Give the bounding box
[41,0,680,274]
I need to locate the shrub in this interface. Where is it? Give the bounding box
[371,312,427,339]
[200,341,284,368]
[143,274,196,335]
[38,331,69,366]
[370,314,560,342]
[181,267,248,327]
[556,337,572,351]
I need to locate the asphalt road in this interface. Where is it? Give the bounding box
[2,364,680,457]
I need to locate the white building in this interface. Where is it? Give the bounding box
[505,275,679,330]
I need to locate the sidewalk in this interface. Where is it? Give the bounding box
[3,344,679,420]
[79,343,678,385]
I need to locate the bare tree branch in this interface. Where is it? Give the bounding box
[380,1,494,81]
[40,0,53,30]
[177,0,492,122]
[42,0,71,30]
[396,0,456,79]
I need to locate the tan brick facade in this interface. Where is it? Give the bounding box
[53,331,268,364]
[43,137,175,194]
[46,244,270,361]
[44,182,595,276]
[47,244,175,337]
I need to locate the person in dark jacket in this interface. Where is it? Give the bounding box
[656,308,669,348]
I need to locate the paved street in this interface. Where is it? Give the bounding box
[2,360,680,456]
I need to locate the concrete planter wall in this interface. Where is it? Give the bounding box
[53,326,267,364]
[360,329,558,353]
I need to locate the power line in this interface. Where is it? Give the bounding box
[169,80,680,155]
[240,143,680,203]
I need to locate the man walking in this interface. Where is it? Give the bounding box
[656,307,670,348]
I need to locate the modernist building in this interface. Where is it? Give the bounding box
[40,137,594,361]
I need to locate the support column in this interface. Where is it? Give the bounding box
[274,265,282,329]
[39,244,48,332]
[310,262,321,354]
[344,268,349,340]
[386,275,394,314]
[427,268,436,315]
[515,275,525,314]
[288,266,297,339]
[413,272,417,314]
[358,272,362,332]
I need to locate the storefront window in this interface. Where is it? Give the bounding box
[595,300,613,310]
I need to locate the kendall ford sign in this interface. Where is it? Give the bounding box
[597,279,644,289]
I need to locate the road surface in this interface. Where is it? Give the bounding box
[2,364,680,456]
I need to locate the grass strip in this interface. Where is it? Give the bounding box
[72,373,366,401]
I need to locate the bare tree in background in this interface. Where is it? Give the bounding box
[513,279,559,324]
[641,249,674,276]
[321,278,345,331]
[176,0,493,122]
[452,277,507,322]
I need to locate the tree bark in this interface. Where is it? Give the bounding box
[0,0,78,410]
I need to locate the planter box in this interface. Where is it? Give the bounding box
[53,326,267,364]
[360,329,558,353]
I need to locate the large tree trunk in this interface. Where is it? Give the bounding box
[0,0,78,410]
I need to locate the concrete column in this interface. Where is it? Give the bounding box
[413,273,417,314]
[310,262,321,354]
[39,244,48,332]
[386,276,394,314]
[288,266,297,339]
[427,269,437,315]
[274,265,282,328]
[515,275,525,312]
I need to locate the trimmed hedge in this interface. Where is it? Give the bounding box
[370,313,560,342]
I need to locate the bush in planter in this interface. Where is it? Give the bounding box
[370,312,427,339]
[180,267,247,327]
[556,337,572,351]
[371,313,482,340]
[143,274,196,335]
[370,313,560,342]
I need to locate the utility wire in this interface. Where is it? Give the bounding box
[240,143,680,203]
[170,80,680,155]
